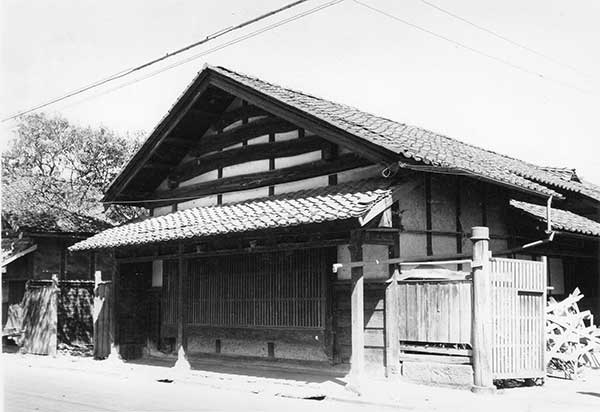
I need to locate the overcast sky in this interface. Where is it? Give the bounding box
[2,0,599,183]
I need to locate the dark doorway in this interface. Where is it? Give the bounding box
[117,262,152,359]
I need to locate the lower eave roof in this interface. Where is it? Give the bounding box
[70,179,392,252]
[510,200,600,238]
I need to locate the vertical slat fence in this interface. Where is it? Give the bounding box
[490,258,546,379]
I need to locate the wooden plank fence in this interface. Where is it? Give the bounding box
[21,279,58,355]
[397,280,472,345]
[93,281,113,359]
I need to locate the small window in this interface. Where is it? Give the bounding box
[548,257,565,295]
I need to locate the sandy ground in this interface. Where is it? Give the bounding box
[2,352,599,412]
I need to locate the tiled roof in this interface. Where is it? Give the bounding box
[2,238,36,267]
[208,66,600,199]
[70,179,392,251]
[510,200,600,237]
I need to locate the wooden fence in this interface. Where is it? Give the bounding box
[93,281,113,359]
[392,256,546,380]
[397,280,472,346]
[490,257,546,379]
[21,280,58,355]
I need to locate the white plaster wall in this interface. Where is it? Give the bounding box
[335,244,389,280]
[178,195,218,210]
[152,205,173,217]
[221,187,270,204]
[274,175,329,195]
[222,119,243,132]
[246,135,270,145]
[274,150,321,169]
[179,170,219,187]
[400,232,426,257]
[337,165,382,183]
[222,159,270,178]
[274,130,298,141]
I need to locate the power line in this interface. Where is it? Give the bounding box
[418,0,591,77]
[353,0,597,97]
[2,0,316,122]
[57,0,345,114]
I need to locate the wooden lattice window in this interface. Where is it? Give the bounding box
[184,248,333,329]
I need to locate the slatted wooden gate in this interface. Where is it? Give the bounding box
[490,257,546,379]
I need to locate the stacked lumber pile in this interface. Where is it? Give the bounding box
[546,288,600,379]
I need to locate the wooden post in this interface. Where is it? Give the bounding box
[349,230,365,379]
[385,268,400,377]
[174,242,190,370]
[107,253,122,362]
[470,226,495,393]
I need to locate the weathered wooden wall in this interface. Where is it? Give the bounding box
[21,281,58,355]
[397,280,472,345]
[333,282,386,372]
[182,248,335,362]
[93,281,112,359]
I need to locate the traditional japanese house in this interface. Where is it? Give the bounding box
[69,66,600,377]
[2,182,114,329]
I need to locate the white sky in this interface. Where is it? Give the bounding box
[2,0,599,183]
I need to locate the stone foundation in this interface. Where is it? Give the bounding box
[401,361,474,387]
[186,326,329,362]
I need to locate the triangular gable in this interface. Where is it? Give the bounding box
[105,65,600,206]
[103,67,391,204]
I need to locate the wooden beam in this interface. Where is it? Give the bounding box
[176,243,185,352]
[215,104,269,130]
[152,153,371,201]
[425,174,433,256]
[143,161,174,170]
[172,135,325,182]
[210,75,399,165]
[470,226,494,393]
[349,230,365,378]
[385,269,400,377]
[104,77,213,202]
[190,117,296,156]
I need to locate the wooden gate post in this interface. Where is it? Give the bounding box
[349,230,365,381]
[470,226,495,393]
[385,268,400,377]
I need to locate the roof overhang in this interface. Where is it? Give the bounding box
[75,179,395,252]
[2,244,37,267]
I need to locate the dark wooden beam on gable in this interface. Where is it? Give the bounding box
[172,135,326,183]
[190,117,297,156]
[209,74,398,166]
[149,153,370,202]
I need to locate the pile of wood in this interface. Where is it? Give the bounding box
[546,288,600,379]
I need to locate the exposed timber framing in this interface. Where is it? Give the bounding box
[173,135,325,183]
[190,117,296,156]
[103,76,214,202]
[349,229,365,378]
[149,153,370,202]
[210,75,399,166]
[216,103,269,131]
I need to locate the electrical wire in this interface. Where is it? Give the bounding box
[353,0,597,97]
[418,0,591,78]
[56,0,345,114]
[1,0,316,122]
[56,0,344,115]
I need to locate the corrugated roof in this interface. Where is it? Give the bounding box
[70,179,392,251]
[510,200,600,237]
